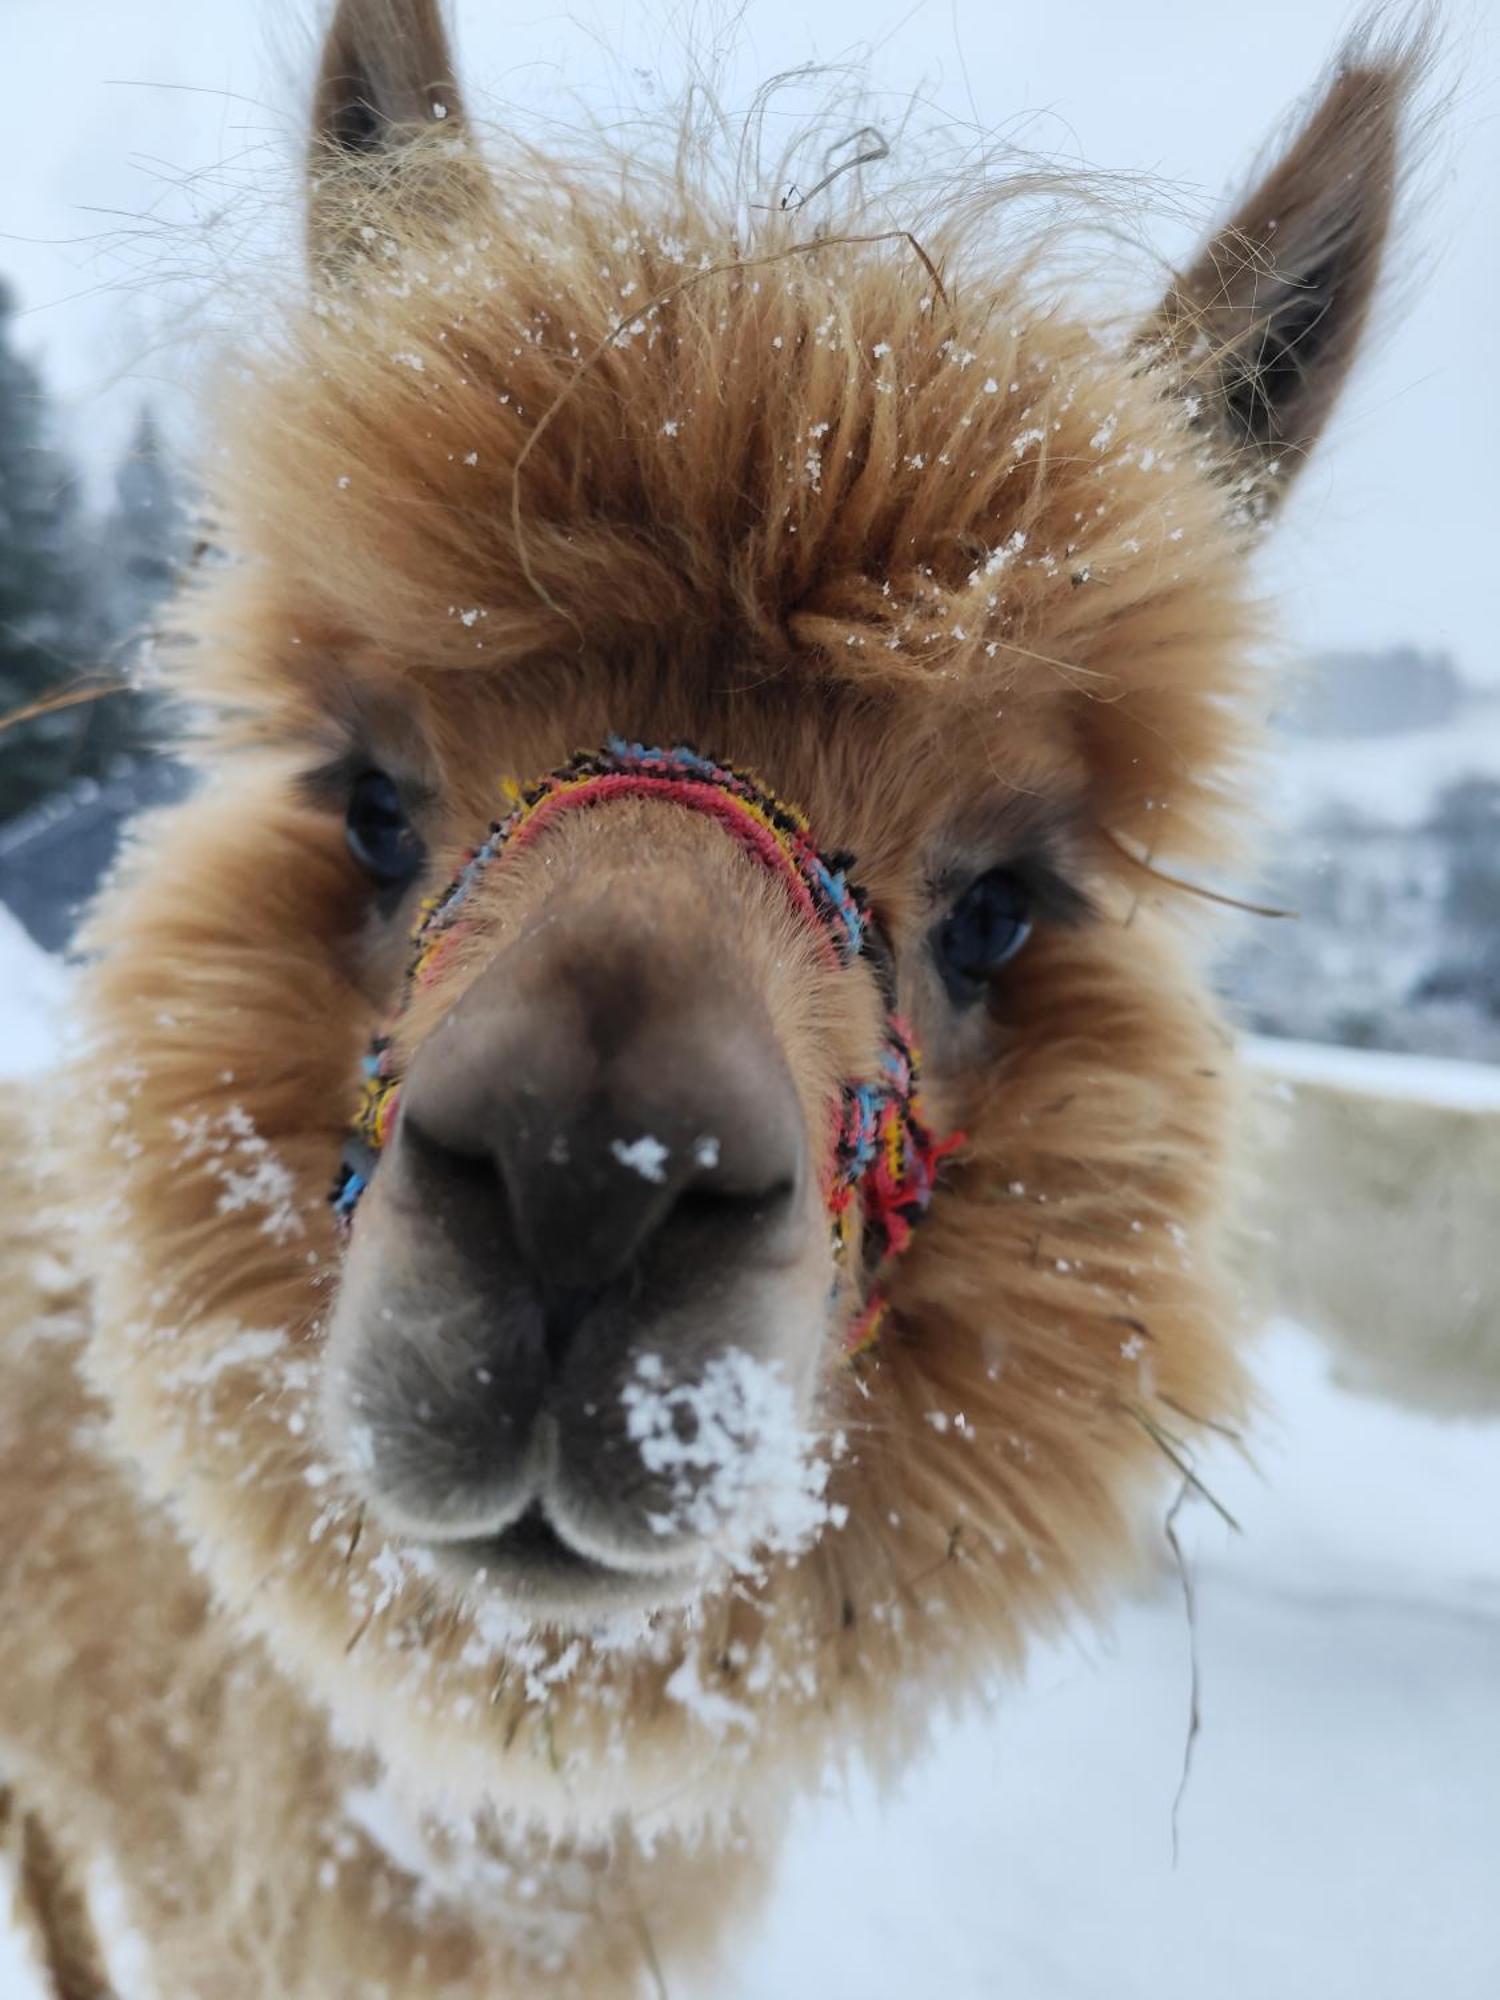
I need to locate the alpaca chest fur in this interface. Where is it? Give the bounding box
[0,2,1424,1991]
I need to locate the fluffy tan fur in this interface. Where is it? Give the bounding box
[0,9,1420,1993]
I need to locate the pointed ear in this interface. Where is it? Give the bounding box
[1143,37,1426,511]
[308,0,482,271]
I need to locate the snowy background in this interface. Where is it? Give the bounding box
[3,1,1499,1993]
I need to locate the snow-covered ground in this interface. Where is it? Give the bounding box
[2,914,1497,1998]
[0,909,73,1080]
[738,1331,1500,2000]
[1271,698,1500,832]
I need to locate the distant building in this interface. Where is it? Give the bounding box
[1278,646,1467,739]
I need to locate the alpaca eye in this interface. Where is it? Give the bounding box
[933,869,1033,1004]
[345,770,425,889]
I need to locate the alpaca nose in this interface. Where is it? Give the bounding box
[392,938,806,1339]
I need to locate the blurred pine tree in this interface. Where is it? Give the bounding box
[0,277,96,817]
[0,284,189,822]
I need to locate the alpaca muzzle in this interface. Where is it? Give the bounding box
[322,741,960,1601]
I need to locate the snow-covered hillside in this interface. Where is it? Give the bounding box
[1273,697,1500,831]
[2,920,1497,1998]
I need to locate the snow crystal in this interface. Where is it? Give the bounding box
[621,1349,843,1565]
[169,1105,305,1242]
[162,1326,286,1389]
[664,1650,754,1734]
[610,1134,669,1183]
[215,1150,302,1238]
[967,530,1027,588]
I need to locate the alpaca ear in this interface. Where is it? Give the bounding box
[308,0,481,271]
[1142,41,1423,511]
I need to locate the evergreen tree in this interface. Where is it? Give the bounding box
[87,401,190,773]
[97,403,188,659]
[0,278,94,819]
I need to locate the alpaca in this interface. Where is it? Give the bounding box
[0,3,1421,1992]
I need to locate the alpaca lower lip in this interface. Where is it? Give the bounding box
[441,1504,698,1606]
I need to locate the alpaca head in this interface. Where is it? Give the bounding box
[73,0,1417,1828]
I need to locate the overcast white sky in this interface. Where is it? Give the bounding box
[3,0,1496,680]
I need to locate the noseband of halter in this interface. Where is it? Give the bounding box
[331,738,962,1357]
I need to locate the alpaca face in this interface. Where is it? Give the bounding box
[323,773,860,1610]
[316,701,1090,1614]
[70,0,1413,1816]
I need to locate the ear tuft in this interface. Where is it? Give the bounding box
[1145,24,1432,512]
[308,0,478,271]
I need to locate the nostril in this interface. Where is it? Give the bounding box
[396,1110,513,1234]
[671,1174,798,1227]
[399,1109,502,1180]
[673,1115,802,1227]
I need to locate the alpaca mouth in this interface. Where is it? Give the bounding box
[441,1501,703,1616]
[490,1504,584,1568]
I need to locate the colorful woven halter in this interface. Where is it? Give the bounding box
[332,739,961,1356]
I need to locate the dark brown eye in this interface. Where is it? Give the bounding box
[345,770,425,889]
[932,869,1033,1005]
